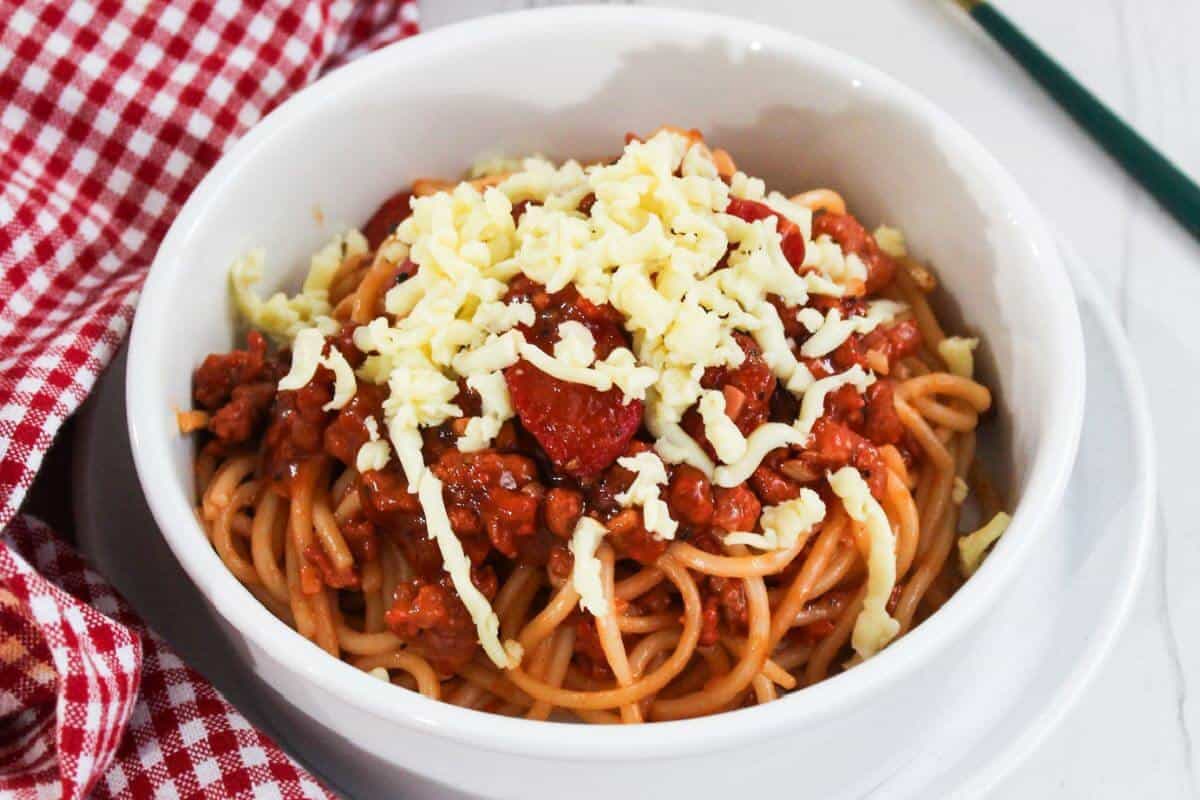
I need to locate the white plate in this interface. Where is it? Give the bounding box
[73,241,1152,798]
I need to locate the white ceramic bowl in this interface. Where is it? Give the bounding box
[127,7,1085,799]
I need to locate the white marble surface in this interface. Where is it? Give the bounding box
[417,0,1200,796]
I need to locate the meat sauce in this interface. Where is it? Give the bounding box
[811,211,896,293]
[191,196,921,676]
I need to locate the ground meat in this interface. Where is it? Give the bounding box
[609,516,669,566]
[192,331,276,411]
[825,383,867,428]
[386,577,480,675]
[692,530,750,645]
[801,417,888,499]
[699,596,721,648]
[701,333,775,435]
[207,382,276,445]
[260,366,335,492]
[340,513,379,563]
[634,582,673,615]
[323,382,386,467]
[512,527,555,569]
[583,450,640,518]
[547,542,573,584]
[327,322,366,369]
[749,450,804,505]
[862,381,904,446]
[768,294,808,339]
[709,576,748,631]
[665,465,714,528]
[432,450,541,559]
[505,276,628,358]
[358,467,422,517]
[798,619,837,645]
[357,466,437,576]
[681,333,776,459]
[860,319,922,368]
[711,485,761,533]
[543,488,584,538]
[303,544,359,589]
[769,381,800,425]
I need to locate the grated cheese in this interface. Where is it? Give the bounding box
[516,330,655,401]
[649,414,717,478]
[713,423,803,488]
[473,300,534,334]
[724,488,826,550]
[958,511,1012,576]
[469,154,527,179]
[457,371,513,453]
[230,231,366,342]
[614,451,678,541]
[277,328,325,392]
[569,517,609,616]
[698,390,748,465]
[322,349,357,412]
[797,307,825,333]
[828,466,900,659]
[276,327,357,411]
[938,336,979,378]
[355,417,391,473]
[952,476,969,505]
[873,225,907,258]
[798,300,907,359]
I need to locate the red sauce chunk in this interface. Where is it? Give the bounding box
[362,191,414,250]
[503,277,643,479]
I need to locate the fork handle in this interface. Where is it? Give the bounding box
[965,1,1200,244]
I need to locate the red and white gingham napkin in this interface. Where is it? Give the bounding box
[0,1,418,796]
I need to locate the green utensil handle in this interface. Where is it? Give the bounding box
[968,2,1200,244]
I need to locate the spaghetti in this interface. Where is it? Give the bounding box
[185,128,1009,722]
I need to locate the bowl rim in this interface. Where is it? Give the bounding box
[126,5,1086,761]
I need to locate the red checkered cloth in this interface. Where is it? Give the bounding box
[0,517,331,799]
[0,1,418,796]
